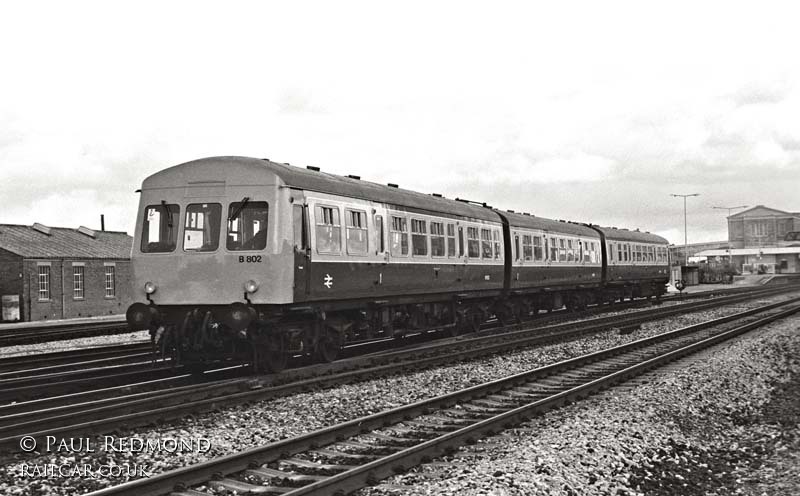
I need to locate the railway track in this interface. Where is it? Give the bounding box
[81,295,800,496]
[2,285,797,453]
[0,318,129,347]
[0,341,151,376]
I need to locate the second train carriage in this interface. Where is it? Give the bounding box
[126,156,670,372]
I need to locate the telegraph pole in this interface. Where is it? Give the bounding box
[671,193,700,267]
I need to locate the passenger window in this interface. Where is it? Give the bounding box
[533,236,543,261]
[480,228,492,259]
[549,237,558,261]
[227,201,269,251]
[523,235,533,261]
[390,216,408,256]
[447,224,456,257]
[458,226,465,257]
[467,227,480,258]
[431,221,445,257]
[314,205,341,254]
[559,238,567,262]
[411,219,428,256]
[493,230,502,260]
[346,209,368,255]
[141,203,180,253]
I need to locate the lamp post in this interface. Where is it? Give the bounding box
[712,205,747,259]
[671,193,700,267]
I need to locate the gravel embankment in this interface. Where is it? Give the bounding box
[1,291,798,495]
[0,331,151,359]
[363,316,800,496]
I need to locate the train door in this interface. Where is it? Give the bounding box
[293,204,310,300]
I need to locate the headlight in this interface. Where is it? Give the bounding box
[144,281,157,294]
[244,280,259,294]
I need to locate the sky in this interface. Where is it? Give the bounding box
[2,1,799,245]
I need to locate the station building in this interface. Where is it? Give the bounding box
[695,205,800,275]
[0,223,133,322]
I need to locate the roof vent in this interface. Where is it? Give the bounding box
[32,223,51,235]
[261,158,270,162]
[77,226,96,238]
[431,193,443,198]
[506,209,515,213]
[306,166,320,172]
[387,183,399,188]
[347,175,361,180]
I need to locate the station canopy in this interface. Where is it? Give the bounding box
[696,247,800,257]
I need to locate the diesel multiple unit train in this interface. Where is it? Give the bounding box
[126,156,670,372]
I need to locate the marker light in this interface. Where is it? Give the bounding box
[244,280,259,294]
[144,281,157,294]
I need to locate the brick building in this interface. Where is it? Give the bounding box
[695,205,800,274]
[0,223,133,322]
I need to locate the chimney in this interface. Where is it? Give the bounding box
[101,214,105,231]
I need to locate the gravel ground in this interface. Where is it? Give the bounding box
[1,291,798,495]
[362,315,800,496]
[0,331,151,359]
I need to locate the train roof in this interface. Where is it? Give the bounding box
[499,210,600,237]
[593,226,668,244]
[146,157,500,223]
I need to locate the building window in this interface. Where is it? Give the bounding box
[411,219,428,256]
[345,209,368,255]
[38,265,50,301]
[430,221,445,257]
[390,216,408,256]
[315,205,341,254]
[105,265,116,297]
[73,265,85,299]
[752,222,768,237]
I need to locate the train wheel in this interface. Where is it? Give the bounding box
[314,329,341,363]
[257,334,288,373]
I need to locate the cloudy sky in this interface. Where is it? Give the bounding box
[2,1,799,245]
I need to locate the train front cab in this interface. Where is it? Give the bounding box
[125,158,297,367]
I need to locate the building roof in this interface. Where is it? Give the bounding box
[696,247,800,257]
[0,224,132,259]
[728,205,800,219]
